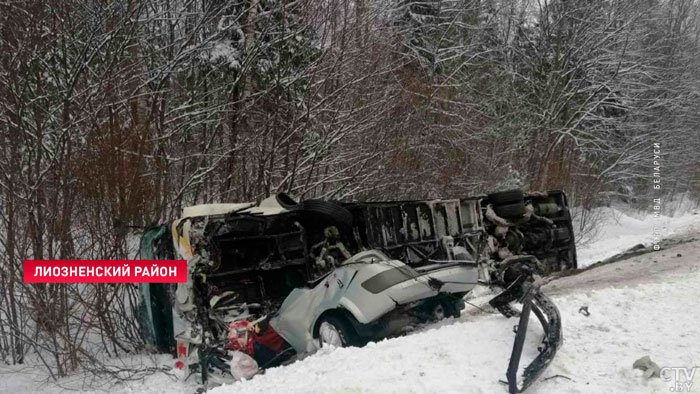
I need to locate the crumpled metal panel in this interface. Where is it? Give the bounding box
[361,199,479,249]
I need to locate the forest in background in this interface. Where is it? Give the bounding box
[1,0,700,379]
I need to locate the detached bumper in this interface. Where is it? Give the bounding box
[490,277,562,393]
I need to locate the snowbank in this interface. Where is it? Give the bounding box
[8,269,699,394]
[575,205,700,268]
[0,354,198,394]
[208,273,700,394]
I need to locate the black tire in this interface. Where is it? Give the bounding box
[436,299,462,319]
[317,315,361,348]
[487,189,524,205]
[564,208,578,270]
[275,192,298,208]
[447,298,464,318]
[427,298,462,321]
[293,199,353,229]
[567,238,578,270]
[493,201,527,218]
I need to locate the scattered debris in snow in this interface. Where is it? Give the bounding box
[4,211,700,394]
[204,242,700,394]
[633,356,662,379]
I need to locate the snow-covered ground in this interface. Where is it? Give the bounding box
[0,354,199,394]
[208,236,700,394]
[3,209,700,394]
[575,204,700,268]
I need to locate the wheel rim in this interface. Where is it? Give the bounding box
[319,321,343,347]
[433,303,446,320]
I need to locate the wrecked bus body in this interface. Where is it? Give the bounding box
[139,189,575,392]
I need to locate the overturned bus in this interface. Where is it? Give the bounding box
[139,189,576,393]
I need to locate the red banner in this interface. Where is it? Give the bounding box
[23,260,187,283]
